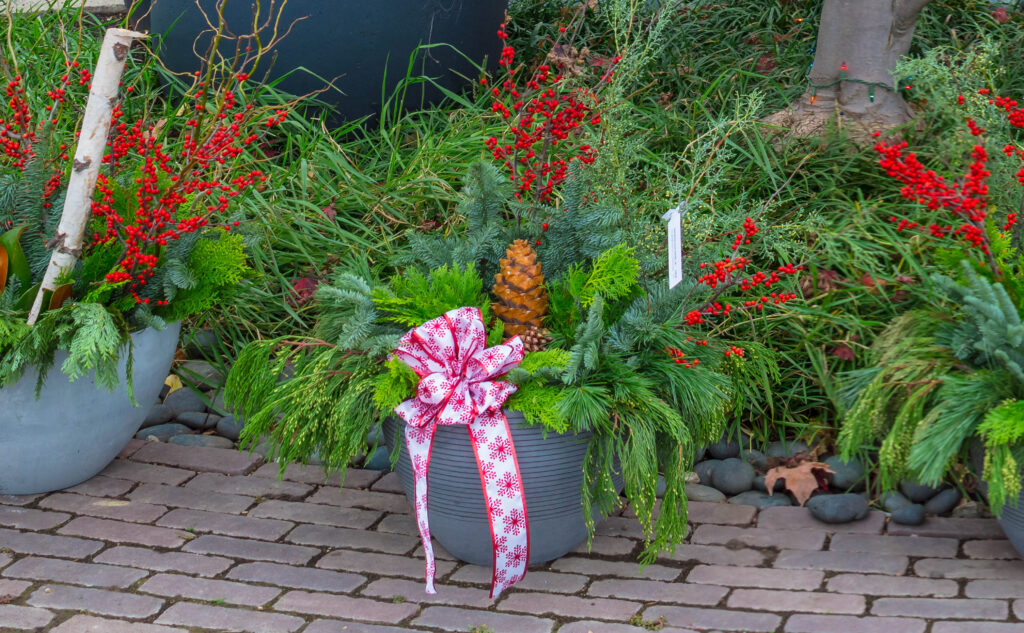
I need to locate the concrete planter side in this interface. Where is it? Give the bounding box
[384,411,619,566]
[0,322,181,494]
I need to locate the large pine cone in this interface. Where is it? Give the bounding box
[492,239,548,337]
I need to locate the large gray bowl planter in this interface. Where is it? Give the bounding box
[384,411,618,566]
[999,492,1024,557]
[0,322,181,494]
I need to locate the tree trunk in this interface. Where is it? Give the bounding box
[765,0,933,139]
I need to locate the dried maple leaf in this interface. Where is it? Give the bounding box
[828,343,856,361]
[765,461,834,506]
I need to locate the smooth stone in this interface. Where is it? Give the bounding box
[656,475,667,498]
[366,422,382,447]
[806,493,869,524]
[694,446,706,462]
[176,411,221,431]
[210,390,234,415]
[728,490,792,509]
[252,438,278,460]
[164,387,208,415]
[177,359,226,389]
[707,437,740,460]
[159,383,171,400]
[710,458,755,496]
[364,445,392,471]
[753,474,785,493]
[882,490,913,512]
[825,455,866,491]
[766,440,809,459]
[953,501,984,519]
[685,483,726,503]
[136,423,191,442]
[141,403,174,429]
[899,479,945,503]
[742,449,768,471]
[924,488,962,515]
[216,415,245,441]
[169,434,235,449]
[185,328,220,357]
[695,459,723,485]
[891,503,926,525]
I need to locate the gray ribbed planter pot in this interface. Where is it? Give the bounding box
[384,411,618,566]
[999,492,1024,557]
[0,322,180,494]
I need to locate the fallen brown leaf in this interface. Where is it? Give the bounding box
[765,461,834,506]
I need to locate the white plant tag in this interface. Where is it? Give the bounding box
[662,203,684,289]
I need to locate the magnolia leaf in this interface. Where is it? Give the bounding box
[765,461,834,506]
[14,282,41,312]
[0,243,7,294]
[0,225,30,288]
[49,284,73,310]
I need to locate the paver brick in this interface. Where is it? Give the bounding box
[273,589,418,623]
[589,578,727,605]
[3,557,147,588]
[362,577,493,607]
[40,493,167,523]
[967,580,1024,598]
[872,597,1007,620]
[132,442,263,475]
[784,614,927,633]
[0,527,102,558]
[964,539,1020,559]
[129,483,254,513]
[829,533,959,558]
[0,504,70,530]
[27,584,164,618]
[659,543,767,566]
[595,515,646,539]
[888,517,1005,539]
[307,487,409,513]
[102,460,195,486]
[450,565,587,593]
[250,499,381,529]
[550,556,681,581]
[688,501,756,525]
[95,546,232,577]
[827,573,958,597]
[317,548,456,579]
[59,516,189,548]
[183,534,318,564]
[691,524,826,550]
[0,579,31,600]
[412,605,555,633]
[0,604,55,630]
[498,591,640,620]
[253,463,382,489]
[572,534,636,556]
[375,513,416,535]
[184,473,313,500]
[157,508,293,540]
[688,564,824,590]
[916,557,1024,580]
[118,438,147,458]
[727,588,865,614]
[227,562,366,593]
[50,614,187,633]
[0,494,41,506]
[933,624,1024,633]
[1016,599,1024,618]
[558,622,699,633]
[371,472,404,493]
[643,605,781,632]
[66,475,135,498]
[758,506,885,534]
[305,621,431,633]
[285,523,418,554]
[774,550,909,575]
[156,601,305,632]
[140,573,281,606]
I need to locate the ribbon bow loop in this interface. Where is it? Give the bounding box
[392,307,530,599]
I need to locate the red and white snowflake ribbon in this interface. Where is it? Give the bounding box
[393,307,529,598]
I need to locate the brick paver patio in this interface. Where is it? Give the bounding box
[3,440,1024,633]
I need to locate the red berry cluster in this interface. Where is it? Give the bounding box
[732,216,758,250]
[484,24,616,203]
[664,346,699,368]
[724,345,745,358]
[90,73,280,305]
[874,90,1024,266]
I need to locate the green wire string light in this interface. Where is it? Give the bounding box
[806,63,895,103]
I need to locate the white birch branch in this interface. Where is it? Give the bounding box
[27,27,146,326]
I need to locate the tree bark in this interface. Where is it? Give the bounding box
[765,0,934,138]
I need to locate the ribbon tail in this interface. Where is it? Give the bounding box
[468,409,530,599]
[405,423,438,594]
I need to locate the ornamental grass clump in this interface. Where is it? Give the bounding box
[0,15,291,396]
[839,91,1024,513]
